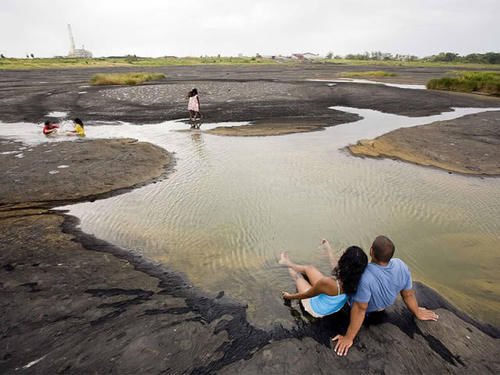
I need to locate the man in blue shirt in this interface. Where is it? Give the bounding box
[332,235,439,356]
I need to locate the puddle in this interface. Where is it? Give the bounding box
[308,78,426,90]
[1,107,500,328]
[46,111,68,118]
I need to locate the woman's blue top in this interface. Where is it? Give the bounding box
[309,278,348,315]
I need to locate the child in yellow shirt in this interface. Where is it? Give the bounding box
[67,118,85,137]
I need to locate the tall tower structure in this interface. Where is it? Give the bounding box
[66,24,92,58]
[67,24,76,55]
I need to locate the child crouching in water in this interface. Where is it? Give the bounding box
[67,118,85,137]
[187,88,202,129]
[43,120,59,136]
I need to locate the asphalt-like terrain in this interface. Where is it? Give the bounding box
[1,64,499,127]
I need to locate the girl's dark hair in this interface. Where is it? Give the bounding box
[333,246,368,295]
[74,118,84,127]
[190,88,198,97]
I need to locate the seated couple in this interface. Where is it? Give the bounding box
[280,235,438,356]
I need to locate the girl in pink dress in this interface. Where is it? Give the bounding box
[187,88,202,128]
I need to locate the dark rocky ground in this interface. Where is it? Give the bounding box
[1,211,499,374]
[0,138,171,208]
[1,63,499,127]
[349,110,500,175]
[1,64,500,373]
[1,137,499,374]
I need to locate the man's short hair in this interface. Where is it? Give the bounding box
[372,235,395,263]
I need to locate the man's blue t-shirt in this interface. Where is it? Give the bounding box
[353,258,412,312]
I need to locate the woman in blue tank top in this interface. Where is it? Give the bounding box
[280,240,368,318]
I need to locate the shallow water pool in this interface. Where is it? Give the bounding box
[2,107,499,328]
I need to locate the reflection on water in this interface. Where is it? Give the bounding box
[2,107,499,327]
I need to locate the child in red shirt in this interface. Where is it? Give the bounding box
[43,120,59,136]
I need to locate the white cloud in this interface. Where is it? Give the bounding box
[0,0,498,57]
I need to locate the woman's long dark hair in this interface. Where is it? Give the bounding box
[333,246,368,295]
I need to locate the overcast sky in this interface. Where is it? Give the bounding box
[1,0,498,58]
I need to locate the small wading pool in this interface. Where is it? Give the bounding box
[1,106,499,328]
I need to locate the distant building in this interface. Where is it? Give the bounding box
[302,52,322,59]
[292,52,323,60]
[67,24,92,58]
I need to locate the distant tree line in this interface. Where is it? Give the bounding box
[424,52,500,64]
[343,51,419,61]
[328,51,500,64]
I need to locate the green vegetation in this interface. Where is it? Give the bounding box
[89,72,166,86]
[322,58,500,69]
[1,52,499,71]
[0,56,278,70]
[342,71,397,77]
[425,52,500,64]
[426,71,500,96]
[328,51,500,65]
[103,55,277,66]
[0,58,129,70]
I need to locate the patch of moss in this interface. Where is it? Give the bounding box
[89,72,166,86]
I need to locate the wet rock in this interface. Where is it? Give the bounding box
[348,111,500,175]
[0,138,171,206]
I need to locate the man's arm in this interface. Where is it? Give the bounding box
[400,289,439,321]
[331,301,368,356]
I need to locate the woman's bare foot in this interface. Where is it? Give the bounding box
[279,251,291,266]
[318,239,333,255]
[319,239,338,268]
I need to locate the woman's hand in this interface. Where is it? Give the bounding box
[281,291,292,299]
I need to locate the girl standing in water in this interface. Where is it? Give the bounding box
[187,88,202,129]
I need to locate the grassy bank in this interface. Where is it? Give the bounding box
[0,56,278,70]
[322,59,500,69]
[2,56,500,70]
[427,71,500,96]
[89,72,166,86]
[342,70,397,77]
[0,58,129,70]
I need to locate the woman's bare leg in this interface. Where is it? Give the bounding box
[279,251,325,286]
[287,267,311,294]
[319,239,338,268]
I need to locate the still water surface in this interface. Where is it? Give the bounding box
[2,106,499,327]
